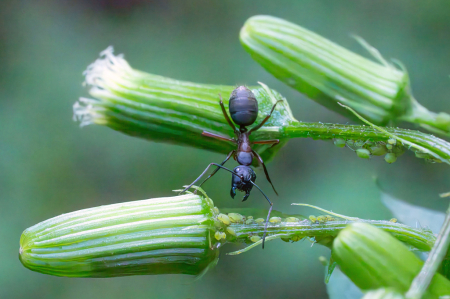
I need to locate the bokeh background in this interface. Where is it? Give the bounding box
[2,1,450,298]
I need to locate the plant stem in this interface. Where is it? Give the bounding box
[406,204,450,299]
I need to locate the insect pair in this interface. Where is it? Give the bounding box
[181,86,281,248]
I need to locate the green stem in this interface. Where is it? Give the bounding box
[228,220,435,255]
[406,204,450,299]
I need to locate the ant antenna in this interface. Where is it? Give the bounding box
[248,181,273,249]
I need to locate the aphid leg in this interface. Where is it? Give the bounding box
[219,94,238,134]
[202,131,236,143]
[248,100,283,134]
[199,150,235,188]
[180,163,241,194]
[252,150,278,196]
[248,181,273,249]
[253,139,280,148]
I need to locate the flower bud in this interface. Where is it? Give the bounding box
[332,223,450,297]
[20,194,219,277]
[240,15,450,136]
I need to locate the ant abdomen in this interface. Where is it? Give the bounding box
[229,86,258,127]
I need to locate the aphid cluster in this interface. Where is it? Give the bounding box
[181,86,282,247]
[334,137,406,164]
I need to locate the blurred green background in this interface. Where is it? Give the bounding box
[2,1,450,298]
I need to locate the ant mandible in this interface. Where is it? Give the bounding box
[181,86,282,248]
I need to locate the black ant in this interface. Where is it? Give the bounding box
[181,86,281,248]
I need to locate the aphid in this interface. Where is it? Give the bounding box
[384,153,397,164]
[309,215,317,223]
[356,148,371,159]
[181,86,281,248]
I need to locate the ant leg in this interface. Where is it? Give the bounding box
[252,150,278,196]
[198,150,235,188]
[248,181,273,249]
[248,100,284,134]
[202,131,236,143]
[253,139,280,148]
[219,95,238,135]
[180,163,240,194]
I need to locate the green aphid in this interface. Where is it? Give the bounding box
[226,227,237,236]
[213,207,219,214]
[269,217,282,224]
[255,218,265,224]
[389,218,398,223]
[354,140,366,147]
[214,231,226,241]
[316,215,327,223]
[280,236,291,243]
[309,215,317,223]
[426,158,443,163]
[318,256,328,266]
[346,140,355,147]
[356,148,371,159]
[386,144,393,150]
[228,213,245,223]
[369,145,387,156]
[245,218,254,225]
[387,138,397,145]
[415,152,431,159]
[247,216,253,220]
[291,235,302,242]
[250,235,261,243]
[334,138,346,148]
[325,215,335,221]
[392,146,405,157]
[217,213,231,225]
[285,217,300,222]
[384,153,397,164]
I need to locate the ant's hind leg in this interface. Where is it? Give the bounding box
[252,139,280,148]
[248,100,284,134]
[219,94,238,134]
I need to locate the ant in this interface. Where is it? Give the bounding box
[181,86,281,248]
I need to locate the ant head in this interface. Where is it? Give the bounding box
[232,166,256,184]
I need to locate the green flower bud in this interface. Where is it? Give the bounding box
[19,194,219,277]
[332,223,450,297]
[240,15,450,137]
[74,47,296,162]
[356,148,371,159]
